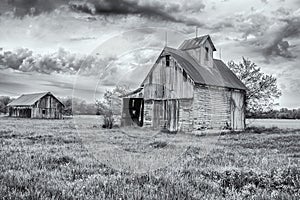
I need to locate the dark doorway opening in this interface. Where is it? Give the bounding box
[19,108,31,118]
[122,98,144,127]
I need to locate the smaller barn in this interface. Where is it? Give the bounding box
[8,92,64,119]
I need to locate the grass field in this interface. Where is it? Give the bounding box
[247,118,300,129]
[0,116,299,199]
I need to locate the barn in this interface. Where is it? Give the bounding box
[121,35,247,132]
[8,92,64,119]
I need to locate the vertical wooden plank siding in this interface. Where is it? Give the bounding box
[230,90,245,130]
[143,56,194,100]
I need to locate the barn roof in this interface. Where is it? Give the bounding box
[161,47,247,90]
[179,35,216,51]
[8,92,63,106]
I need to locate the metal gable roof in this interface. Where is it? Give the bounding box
[8,92,63,106]
[179,35,217,51]
[163,47,247,90]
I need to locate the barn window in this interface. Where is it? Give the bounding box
[42,109,46,115]
[205,47,209,60]
[183,70,187,82]
[166,55,170,66]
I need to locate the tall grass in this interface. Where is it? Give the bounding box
[0,117,299,199]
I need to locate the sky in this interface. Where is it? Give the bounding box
[0,0,300,108]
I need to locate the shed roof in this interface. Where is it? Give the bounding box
[179,35,216,51]
[8,92,63,106]
[160,47,246,90]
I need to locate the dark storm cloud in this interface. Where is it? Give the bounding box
[68,0,206,27]
[262,15,300,59]
[1,0,206,26]
[216,10,300,60]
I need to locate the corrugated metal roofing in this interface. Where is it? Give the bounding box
[179,35,217,51]
[119,87,143,98]
[163,47,247,90]
[8,92,60,106]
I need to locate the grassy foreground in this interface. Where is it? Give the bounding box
[0,116,299,199]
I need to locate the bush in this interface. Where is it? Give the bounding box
[102,115,114,129]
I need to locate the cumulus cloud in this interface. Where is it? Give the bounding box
[261,12,300,59]
[212,9,300,60]
[0,48,115,75]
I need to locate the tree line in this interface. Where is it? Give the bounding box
[248,108,300,119]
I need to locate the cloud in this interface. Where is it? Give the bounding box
[68,0,206,27]
[2,0,68,17]
[214,9,300,60]
[261,0,268,4]
[261,12,300,59]
[1,0,207,27]
[0,48,115,75]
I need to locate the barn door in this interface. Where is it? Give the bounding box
[122,98,144,127]
[153,101,163,128]
[230,91,245,130]
[167,100,179,132]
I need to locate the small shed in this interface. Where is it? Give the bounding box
[121,35,247,132]
[8,92,64,119]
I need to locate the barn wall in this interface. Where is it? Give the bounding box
[143,100,153,128]
[193,85,231,131]
[185,39,214,68]
[193,85,245,131]
[143,55,194,100]
[9,107,32,118]
[143,99,193,132]
[178,99,193,132]
[33,95,63,119]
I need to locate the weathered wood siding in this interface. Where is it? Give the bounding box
[143,55,194,100]
[143,99,193,132]
[10,107,31,118]
[230,90,245,130]
[178,99,193,132]
[143,100,153,128]
[185,39,214,68]
[32,95,63,119]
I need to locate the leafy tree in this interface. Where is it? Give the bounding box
[228,57,281,114]
[0,96,12,114]
[60,97,97,115]
[96,85,130,128]
[61,97,73,115]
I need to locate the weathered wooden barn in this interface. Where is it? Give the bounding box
[8,92,64,119]
[121,35,247,132]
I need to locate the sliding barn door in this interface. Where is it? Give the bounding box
[167,100,179,132]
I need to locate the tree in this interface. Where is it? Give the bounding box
[61,97,73,115]
[0,96,12,114]
[96,85,130,128]
[228,57,281,114]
